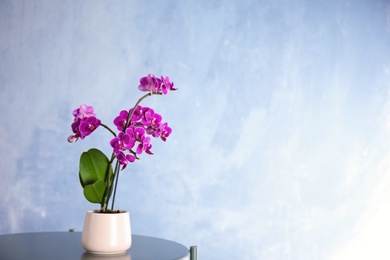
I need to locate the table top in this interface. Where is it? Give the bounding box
[0,232,189,260]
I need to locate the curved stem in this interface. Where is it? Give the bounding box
[106,91,162,211]
[100,123,117,137]
[123,92,162,132]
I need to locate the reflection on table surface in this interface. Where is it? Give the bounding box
[0,232,190,260]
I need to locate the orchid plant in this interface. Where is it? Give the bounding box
[68,73,177,212]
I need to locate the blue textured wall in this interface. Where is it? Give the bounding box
[1,0,390,259]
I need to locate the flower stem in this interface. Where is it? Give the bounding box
[110,161,121,211]
[123,92,162,132]
[107,91,162,211]
[101,153,117,211]
[100,123,117,137]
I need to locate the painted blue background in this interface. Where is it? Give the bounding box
[1,0,390,259]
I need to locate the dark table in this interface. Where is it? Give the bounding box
[0,232,190,260]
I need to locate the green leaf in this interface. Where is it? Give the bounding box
[79,148,112,187]
[83,180,106,203]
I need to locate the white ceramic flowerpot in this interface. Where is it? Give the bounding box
[82,210,132,255]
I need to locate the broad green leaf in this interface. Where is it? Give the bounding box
[83,180,106,203]
[79,148,112,187]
